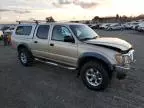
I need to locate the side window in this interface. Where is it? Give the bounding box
[52,25,73,42]
[16,26,32,35]
[36,25,50,39]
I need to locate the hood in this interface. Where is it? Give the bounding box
[85,37,132,52]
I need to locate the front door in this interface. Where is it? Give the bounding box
[48,25,78,67]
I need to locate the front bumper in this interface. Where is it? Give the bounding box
[114,60,136,80]
[115,49,135,80]
[115,65,131,80]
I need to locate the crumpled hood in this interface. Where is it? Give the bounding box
[85,37,132,51]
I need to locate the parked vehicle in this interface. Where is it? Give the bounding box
[106,23,124,30]
[123,22,139,30]
[135,22,144,32]
[90,24,100,29]
[11,21,135,91]
[87,24,92,27]
[123,22,132,30]
[99,23,110,29]
[130,22,140,30]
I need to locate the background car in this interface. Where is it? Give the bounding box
[90,24,100,29]
[106,23,124,30]
[130,22,140,30]
[123,22,132,29]
[123,22,139,30]
[99,23,110,29]
[135,22,144,32]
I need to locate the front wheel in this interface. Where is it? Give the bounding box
[80,61,109,91]
[18,48,33,66]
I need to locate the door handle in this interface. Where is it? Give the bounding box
[50,43,54,46]
[34,41,38,43]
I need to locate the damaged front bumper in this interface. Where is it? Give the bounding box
[114,49,135,80]
[114,60,136,80]
[115,65,130,79]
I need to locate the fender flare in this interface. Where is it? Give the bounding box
[77,52,113,70]
[17,43,31,53]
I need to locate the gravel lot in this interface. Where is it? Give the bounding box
[0,30,144,108]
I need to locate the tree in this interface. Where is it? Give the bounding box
[137,14,144,19]
[92,16,101,22]
[92,16,100,22]
[121,15,128,22]
[116,14,119,19]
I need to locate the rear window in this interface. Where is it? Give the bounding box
[15,26,32,35]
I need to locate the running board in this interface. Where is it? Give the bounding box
[35,58,76,70]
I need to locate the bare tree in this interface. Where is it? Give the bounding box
[92,16,100,23]
[116,14,119,19]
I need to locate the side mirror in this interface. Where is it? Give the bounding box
[64,36,75,43]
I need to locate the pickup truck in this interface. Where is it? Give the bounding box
[11,22,135,91]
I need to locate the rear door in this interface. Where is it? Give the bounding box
[31,24,50,58]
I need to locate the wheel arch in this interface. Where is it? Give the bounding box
[17,43,34,66]
[17,44,31,53]
[77,52,114,78]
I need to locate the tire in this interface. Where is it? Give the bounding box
[18,48,33,66]
[80,61,109,91]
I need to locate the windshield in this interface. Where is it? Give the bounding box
[69,24,98,41]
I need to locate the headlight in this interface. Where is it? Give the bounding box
[115,50,134,65]
[115,53,123,64]
[123,55,131,64]
[123,50,134,64]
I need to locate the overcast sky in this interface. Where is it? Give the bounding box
[0,0,144,23]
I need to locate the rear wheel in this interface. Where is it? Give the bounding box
[18,48,33,66]
[80,61,109,91]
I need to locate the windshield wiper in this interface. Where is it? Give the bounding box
[80,36,97,41]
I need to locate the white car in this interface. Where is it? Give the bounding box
[130,22,140,30]
[90,24,101,29]
[106,23,124,30]
[124,22,139,30]
[99,23,110,29]
[123,23,132,29]
[136,22,144,32]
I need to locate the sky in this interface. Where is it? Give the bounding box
[0,0,144,23]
